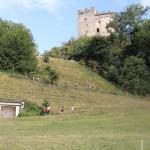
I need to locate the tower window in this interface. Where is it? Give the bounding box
[97,28,100,33]
[84,18,87,21]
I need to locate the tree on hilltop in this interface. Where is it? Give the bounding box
[0,19,37,74]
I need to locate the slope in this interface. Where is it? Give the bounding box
[0,57,149,114]
[0,58,150,150]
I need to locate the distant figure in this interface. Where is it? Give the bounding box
[47,106,51,113]
[125,91,128,96]
[61,106,64,113]
[71,105,75,113]
[88,84,94,90]
[74,83,79,89]
[42,106,49,115]
[41,104,51,116]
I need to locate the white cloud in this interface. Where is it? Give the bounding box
[141,0,150,7]
[0,0,65,13]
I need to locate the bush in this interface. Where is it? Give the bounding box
[43,55,49,63]
[43,66,59,84]
[78,59,86,66]
[19,100,41,117]
[41,99,51,116]
[29,66,59,85]
[42,99,50,107]
[43,51,50,63]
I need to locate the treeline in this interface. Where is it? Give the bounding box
[48,4,150,95]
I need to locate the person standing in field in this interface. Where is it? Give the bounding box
[71,105,75,113]
[47,105,51,114]
[61,106,64,113]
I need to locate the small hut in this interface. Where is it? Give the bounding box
[0,101,24,118]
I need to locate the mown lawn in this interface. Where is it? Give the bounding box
[0,106,150,150]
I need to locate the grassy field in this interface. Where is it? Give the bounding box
[0,58,150,150]
[0,109,150,150]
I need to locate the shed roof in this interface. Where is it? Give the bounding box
[0,100,23,106]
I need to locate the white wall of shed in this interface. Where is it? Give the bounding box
[0,105,1,117]
[16,106,20,117]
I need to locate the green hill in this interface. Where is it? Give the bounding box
[0,58,150,150]
[0,57,147,113]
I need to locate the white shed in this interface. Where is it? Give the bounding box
[0,101,24,118]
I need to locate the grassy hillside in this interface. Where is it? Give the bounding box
[0,58,150,150]
[0,58,148,113]
[0,57,124,112]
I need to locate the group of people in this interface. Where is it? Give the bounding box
[61,105,75,113]
[42,105,75,115]
[41,106,51,115]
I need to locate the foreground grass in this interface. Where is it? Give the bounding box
[0,58,150,149]
[0,107,150,150]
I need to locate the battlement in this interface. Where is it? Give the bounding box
[77,7,114,37]
[78,7,113,16]
[78,7,96,15]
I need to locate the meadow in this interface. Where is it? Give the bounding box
[0,58,149,150]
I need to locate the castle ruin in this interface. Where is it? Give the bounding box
[78,7,114,37]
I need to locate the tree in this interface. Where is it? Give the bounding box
[44,4,150,95]
[49,47,61,58]
[108,4,149,44]
[0,19,37,73]
[129,20,150,68]
[121,56,150,94]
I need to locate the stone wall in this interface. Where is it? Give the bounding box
[78,7,114,37]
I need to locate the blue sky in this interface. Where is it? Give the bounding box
[0,0,149,53]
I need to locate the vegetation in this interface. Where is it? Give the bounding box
[1,105,150,150]
[29,65,59,85]
[42,99,50,108]
[0,58,150,150]
[19,99,51,117]
[44,66,59,84]
[0,19,37,74]
[0,3,149,150]
[0,58,122,105]
[49,4,150,95]
[0,18,59,84]
[19,100,41,117]
[43,51,51,63]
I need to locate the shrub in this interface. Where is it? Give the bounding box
[43,51,50,63]
[43,66,59,84]
[19,100,41,117]
[29,66,59,85]
[42,99,50,107]
[78,59,86,66]
[43,55,49,63]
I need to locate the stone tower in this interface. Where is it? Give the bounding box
[77,7,114,37]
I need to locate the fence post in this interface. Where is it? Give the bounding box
[141,139,143,150]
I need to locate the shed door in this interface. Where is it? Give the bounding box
[1,106,16,118]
